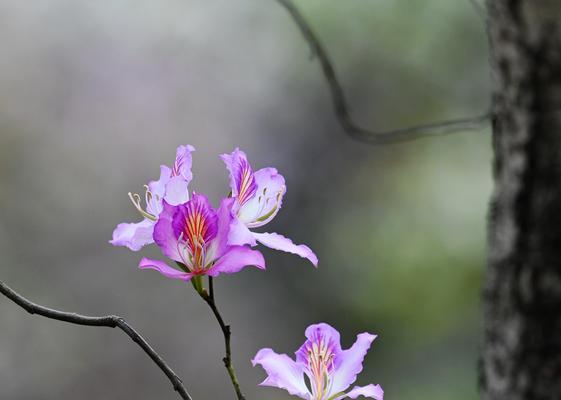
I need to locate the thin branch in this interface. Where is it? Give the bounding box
[200,277,246,400]
[275,0,491,145]
[0,279,193,400]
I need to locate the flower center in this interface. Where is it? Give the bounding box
[173,198,218,273]
[306,336,335,400]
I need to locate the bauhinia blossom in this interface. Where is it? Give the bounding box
[138,193,265,281]
[252,323,383,400]
[110,145,195,251]
[221,148,318,267]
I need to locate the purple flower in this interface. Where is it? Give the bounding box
[138,193,265,281]
[110,145,195,251]
[252,323,383,400]
[220,148,318,267]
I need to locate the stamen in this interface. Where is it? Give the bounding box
[128,192,158,221]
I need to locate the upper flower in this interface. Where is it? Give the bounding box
[138,193,265,281]
[110,145,195,251]
[252,323,383,400]
[221,148,318,267]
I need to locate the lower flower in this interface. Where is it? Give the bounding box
[252,323,383,400]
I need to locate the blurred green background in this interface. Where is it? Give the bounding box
[0,0,491,399]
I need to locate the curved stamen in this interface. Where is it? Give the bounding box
[128,191,158,221]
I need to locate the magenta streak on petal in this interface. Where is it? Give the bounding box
[235,157,257,206]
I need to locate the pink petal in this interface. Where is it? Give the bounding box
[153,201,182,262]
[110,219,155,251]
[215,197,237,256]
[228,217,257,246]
[238,167,285,228]
[220,148,257,205]
[164,176,190,206]
[252,348,309,398]
[296,323,343,365]
[171,144,195,182]
[337,384,384,400]
[138,257,193,281]
[209,246,265,276]
[252,232,318,267]
[330,333,377,395]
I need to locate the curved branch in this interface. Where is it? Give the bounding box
[275,0,491,145]
[0,279,193,400]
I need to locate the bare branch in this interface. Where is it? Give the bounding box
[275,0,491,145]
[0,279,193,400]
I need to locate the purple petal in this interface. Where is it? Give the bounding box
[164,176,190,206]
[252,232,318,267]
[296,323,343,365]
[148,165,172,199]
[171,144,195,182]
[209,246,265,276]
[228,217,257,246]
[330,333,377,395]
[336,384,384,400]
[214,197,237,256]
[238,168,285,228]
[220,148,257,207]
[138,257,193,281]
[110,219,155,251]
[153,201,182,262]
[171,193,218,245]
[252,348,309,399]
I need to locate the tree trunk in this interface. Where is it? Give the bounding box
[482,1,561,399]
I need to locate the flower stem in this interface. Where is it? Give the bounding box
[199,277,246,400]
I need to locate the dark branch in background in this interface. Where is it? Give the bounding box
[198,277,246,400]
[0,280,193,400]
[275,0,491,145]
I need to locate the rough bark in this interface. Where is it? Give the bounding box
[482,1,561,399]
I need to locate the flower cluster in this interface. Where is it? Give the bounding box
[111,145,382,400]
[111,145,317,281]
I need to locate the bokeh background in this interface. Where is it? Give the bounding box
[0,0,491,399]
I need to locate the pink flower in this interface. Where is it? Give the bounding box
[221,148,318,267]
[139,194,265,281]
[110,145,195,251]
[253,323,383,400]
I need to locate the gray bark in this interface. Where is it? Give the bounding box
[482,1,561,399]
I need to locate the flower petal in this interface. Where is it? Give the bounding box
[296,323,343,365]
[335,384,384,400]
[228,217,257,246]
[238,168,285,228]
[148,165,172,199]
[138,257,193,281]
[171,193,218,245]
[252,348,310,399]
[164,176,190,206]
[209,246,265,276]
[171,144,195,182]
[252,232,318,267]
[153,201,182,262]
[220,148,257,206]
[330,333,377,395]
[110,219,155,251]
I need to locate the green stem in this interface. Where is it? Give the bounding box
[199,277,246,400]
